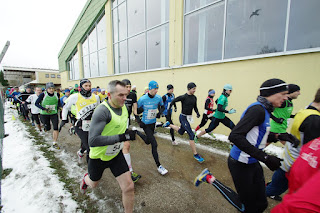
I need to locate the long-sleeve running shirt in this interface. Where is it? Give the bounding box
[88,101,127,148]
[169,93,199,116]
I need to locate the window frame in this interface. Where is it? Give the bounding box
[112,0,170,74]
[182,0,320,67]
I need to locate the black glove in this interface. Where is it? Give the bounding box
[264,155,282,171]
[135,115,145,128]
[278,133,300,148]
[45,108,51,113]
[119,130,137,141]
[59,120,68,132]
[156,113,161,118]
[197,113,200,118]
[174,108,177,112]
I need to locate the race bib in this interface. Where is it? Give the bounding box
[27,104,31,109]
[82,120,91,131]
[187,115,194,123]
[147,109,157,119]
[47,105,56,110]
[105,142,124,156]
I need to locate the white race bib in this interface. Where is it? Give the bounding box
[47,105,56,110]
[187,115,194,123]
[82,120,91,131]
[105,142,124,156]
[27,104,31,109]
[147,109,157,119]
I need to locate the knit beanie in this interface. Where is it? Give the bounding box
[260,78,288,97]
[167,84,174,90]
[187,82,196,90]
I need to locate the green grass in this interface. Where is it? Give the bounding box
[21,119,99,213]
[2,168,13,179]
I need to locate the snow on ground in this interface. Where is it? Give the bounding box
[2,104,78,212]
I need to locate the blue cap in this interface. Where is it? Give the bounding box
[149,80,159,90]
[64,89,70,93]
[208,90,215,96]
[223,84,232,91]
[92,88,97,92]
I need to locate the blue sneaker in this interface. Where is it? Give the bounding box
[162,121,170,128]
[194,154,205,163]
[194,168,210,187]
[194,135,198,143]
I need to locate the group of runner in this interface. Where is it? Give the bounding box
[6,78,320,213]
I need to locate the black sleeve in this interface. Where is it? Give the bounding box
[173,94,177,109]
[162,95,167,103]
[57,93,61,108]
[132,93,137,103]
[169,94,185,110]
[217,104,229,113]
[228,105,268,162]
[88,104,122,147]
[299,115,320,145]
[194,96,199,115]
[35,93,46,110]
[204,98,211,111]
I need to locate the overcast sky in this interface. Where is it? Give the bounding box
[0,0,87,70]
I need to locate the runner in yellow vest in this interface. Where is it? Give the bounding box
[61,79,100,163]
[80,80,136,213]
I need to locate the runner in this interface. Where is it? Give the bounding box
[163,82,204,163]
[80,80,136,213]
[70,84,79,94]
[194,84,235,142]
[162,84,178,145]
[11,86,21,113]
[17,86,34,121]
[26,87,42,132]
[269,84,300,145]
[227,78,299,213]
[266,87,320,201]
[135,80,168,175]
[194,89,216,133]
[35,82,61,148]
[61,79,100,163]
[98,88,107,103]
[122,79,141,182]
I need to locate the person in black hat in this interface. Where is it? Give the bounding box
[226,78,300,212]
[163,82,205,163]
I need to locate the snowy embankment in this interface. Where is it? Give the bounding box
[2,104,78,212]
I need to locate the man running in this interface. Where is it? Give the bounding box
[163,82,204,163]
[195,89,216,133]
[26,87,43,132]
[194,84,235,142]
[135,80,168,175]
[162,84,178,145]
[266,87,320,201]
[98,88,107,103]
[227,79,299,213]
[35,82,61,148]
[122,79,141,182]
[80,80,136,213]
[61,79,100,163]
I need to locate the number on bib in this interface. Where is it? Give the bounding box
[147,109,157,119]
[82,120,91,131]
[105,142,124,156]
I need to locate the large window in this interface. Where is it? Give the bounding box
[68,51,79,80]
[112,0,169,73]
[82,14,108,78]
[184,0,320,65]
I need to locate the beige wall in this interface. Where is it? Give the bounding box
[61,52,320,135]
[37,72,61,85]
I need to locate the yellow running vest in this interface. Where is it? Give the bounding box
[89,101,128,161]
[75,93,98,120]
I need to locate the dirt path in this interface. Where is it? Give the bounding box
[58,127,279,213]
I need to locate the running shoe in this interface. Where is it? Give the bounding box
[52,142,60,149]
[162,121,170,128]
[194,154,205,163]
[77,150,84,164]
[69,126,75,135]
[194,168,211,187]
[157,165,168,175]
[208,132,216,138]
[172,140,179,146]
[194,135,198,143]
[80,173,88,194]
[268,195,282,201]
[131,172,141,183]
[31,122,35,126]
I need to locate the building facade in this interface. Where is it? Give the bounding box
[58,0,320,135]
